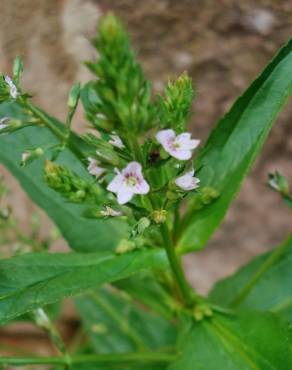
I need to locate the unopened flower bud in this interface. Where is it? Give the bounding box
[200,187,220,205]
[152,210,167,224]
[13,56,24,83]
[166,190,179,200]
[115,239,136,255]
[21,147,44,167]
[268,171,289,197]
[67,82,81,111]
[137,217,151,234]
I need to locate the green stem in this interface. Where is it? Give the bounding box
[160,222,194,307]
[230,235,292,308]
[0,352,176,367]
[25,101,66,141]
[23,101,86,164]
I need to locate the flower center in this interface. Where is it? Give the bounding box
[171,139,181,150]
[125,175,138,187]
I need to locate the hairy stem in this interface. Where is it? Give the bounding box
[0,352,176,366]
[230,235,292,307]
[160,222,194,307]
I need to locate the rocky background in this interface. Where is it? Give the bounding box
[0,0,291,359]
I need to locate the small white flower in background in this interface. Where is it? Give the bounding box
[87,157,105,177]
[21,151,30,163]
[107,161,150,205]
[109,134,125,149]
[4,76,18,99]
[96,113,107,120]
[0,117,10,131]
[20,151,31,166]
[175,169,200,191]
[156,129,200,160]
[100,206,122,217]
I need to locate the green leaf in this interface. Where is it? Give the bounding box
[0,102,128,252]
[179,39,292,252]
[209,236,292,320]
[116,273,175,321]
[75,287,176,354]
[168,311,292,370]
[0,248,167,325]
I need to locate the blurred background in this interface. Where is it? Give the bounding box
[0,0,291,361]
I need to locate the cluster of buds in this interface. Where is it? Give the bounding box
[44,161,101,203]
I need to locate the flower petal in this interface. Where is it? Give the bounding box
[107,173,124,193]
[175,171,200,191]
[177,133,200,150]
[123,161,143,177]
[87,157,105,177]
[170,149,192,160]
[109,134,125,149]
[117,189,134,204]
[134,179,150,195]
[156,129,175,146]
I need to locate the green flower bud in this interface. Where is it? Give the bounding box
[166,190,180,200]
[193,304,213,322]
[137,217,151,234]
[115,239,136,255]
[13,56,24,83]
[268,171,290,197]
[152,210,167,224]
[158,71,194,131]
[67,82,81,110]
[21,147,44,167]
[45,161,99,204]
[200,187,220,205]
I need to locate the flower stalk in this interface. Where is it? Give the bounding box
[0,352,176,366]
[160,222,195,307]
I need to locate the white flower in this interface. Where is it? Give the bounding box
[0,117,10,131]
[20,151,31,166]
[175,170,200,191]
[100,206,122,217]
[156,129,200,160]
[87,157,105,177]
[109,134,125,149]
[107,161,150,205]
[4,76,18,99]
[96,113,106,120]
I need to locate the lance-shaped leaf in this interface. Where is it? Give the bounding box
[75,287,177,354]
[0,248,167,325]
[179,39,292,252]
[0,102,128,252]
[168,311,292,370]
[209,236,292,320]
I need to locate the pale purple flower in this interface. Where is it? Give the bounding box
[175,170,200,191]
[100,206,122,217]
[87,157,105,178]
[107,161,150,205]
[109,134,125,149]
[4,76,18,99]
[156,129,200,160]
